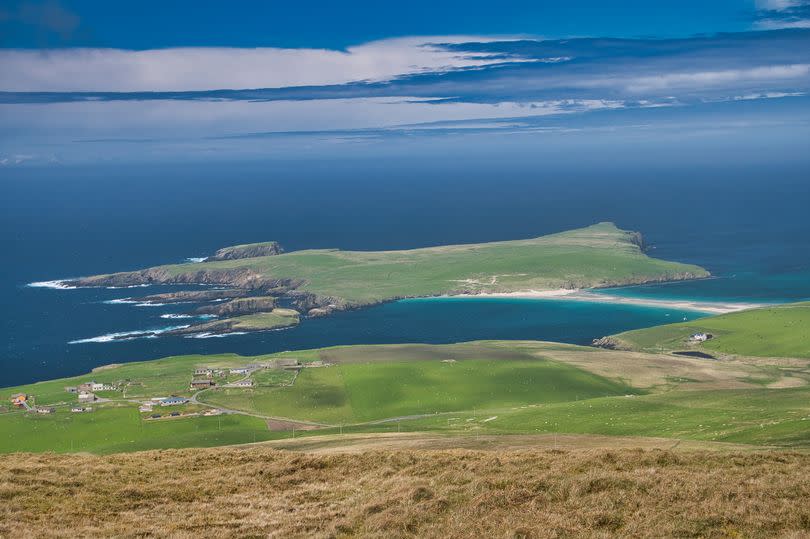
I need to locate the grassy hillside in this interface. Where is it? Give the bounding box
[3,341,808,453]
[613,301,810,358]
[83,222,710,306]
[2,446,810,538]
[199,357,638,424]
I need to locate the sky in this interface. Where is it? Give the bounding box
[1,0,809,167]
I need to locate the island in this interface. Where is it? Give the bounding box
[59,222,710,337]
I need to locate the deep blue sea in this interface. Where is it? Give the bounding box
[2,159,809,387]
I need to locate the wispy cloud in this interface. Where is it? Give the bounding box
[0,36,530,92]
[755,0,810,29]
[2,30,810,165]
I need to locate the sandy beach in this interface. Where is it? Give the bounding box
[446,289,767,314]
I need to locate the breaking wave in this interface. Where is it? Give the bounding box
[69,325,190,344]
[185,331,248,339]
[27,280,77,290]
[160,313,216,320]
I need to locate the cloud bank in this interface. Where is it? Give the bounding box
[1,30,809,165]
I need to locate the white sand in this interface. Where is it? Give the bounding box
[446,289,767,314]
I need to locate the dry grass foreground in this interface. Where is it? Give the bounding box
[2,444,810,538]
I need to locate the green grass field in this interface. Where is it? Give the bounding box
[0,404,282,454]
[199,357,638,424]
[614,301,810,358]
[393,386,810,447]
[81,223,709,309]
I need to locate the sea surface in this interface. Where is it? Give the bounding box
[2,159,809,387]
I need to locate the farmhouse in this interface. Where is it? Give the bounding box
[160,397,188,407]
[10,393,28,407]
[229,368,250,375]
[36,406,55,415]
[232,380,253,387]
[690,333,712,342]
[194,368,213,376]
[78,391,96,403]
[71,406,92,413]
[190,379,215,389]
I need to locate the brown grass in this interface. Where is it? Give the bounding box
[2,443,810,538]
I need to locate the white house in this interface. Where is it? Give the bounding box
[229,368,250,375]
[690,333,710,342]
[78,391,96,403]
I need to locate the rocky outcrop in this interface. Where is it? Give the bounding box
[196,296,276,317]
[166,319,239,337]
[135,289,249,304]
[206,242,283,261]
[67,268,299,292]
[591,336,632,351]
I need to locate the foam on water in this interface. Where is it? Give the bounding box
[186,257,207,263]
[160,313,216,320]
[103,298,137,305]
[69,325,190,345]
[27,280,77,290]
[185,331,248,339]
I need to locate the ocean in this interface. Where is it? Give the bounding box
[2,159,809,387]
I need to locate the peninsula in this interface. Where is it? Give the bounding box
[61,222,710,336]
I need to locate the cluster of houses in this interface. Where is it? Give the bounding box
[9,393,60,415]
[190,360,304,390]
[64,380,118,405]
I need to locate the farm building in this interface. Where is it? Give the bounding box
[278,359,302,370]
[138,403,153,413]
[689,333,712,342]
[64,386,78,393]
[160,397,188,407]
[190,379,214,389]
[194,368,213,376]
[229,368,250,375]
[71,406,92,413]
[10,393,27,407]
[36,407,55,415]
[78,391,96,403]
[232,380,254,387]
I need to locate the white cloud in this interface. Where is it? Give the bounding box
[0,36,528,92]
[621,64,810,93]
[0,97,624,137]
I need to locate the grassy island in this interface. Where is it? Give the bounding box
[66,222,710,333]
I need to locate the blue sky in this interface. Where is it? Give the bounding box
[1,0,809,166]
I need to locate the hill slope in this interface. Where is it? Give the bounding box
[612,301,810,358]
[2,446,810,538]
[3,341,809,454]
